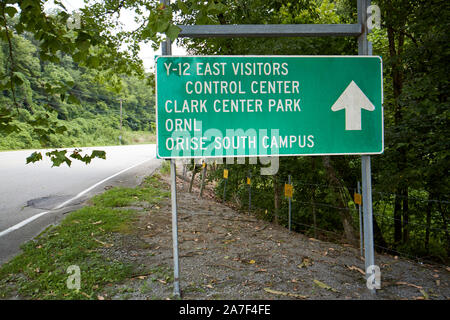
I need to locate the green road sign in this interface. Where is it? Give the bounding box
[156,56,383,159]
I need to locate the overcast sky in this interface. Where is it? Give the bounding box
[44,0,187,72]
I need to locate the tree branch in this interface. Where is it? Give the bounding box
[1,3,18,109]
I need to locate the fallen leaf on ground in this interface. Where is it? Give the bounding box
[395,281,423,289]
[298,257,313,269]
[419,289,429,300]
[346,265,365,275]
[264,288,307,299]
[97,295,105,300]
[313,280,339,293]
[249,260,256,264]
[81,292,91,299]
[93,238,113,247]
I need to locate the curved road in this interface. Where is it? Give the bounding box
[0,144,161,265]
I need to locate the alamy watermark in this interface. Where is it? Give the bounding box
[67,11,81,30]
[366,265,381,290]
[164,119,313,175]
[66,265,81,291]
[367,5,381,31]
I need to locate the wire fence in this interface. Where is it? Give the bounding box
[187,164,450,267]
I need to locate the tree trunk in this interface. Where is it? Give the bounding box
[322,156,357,244]
[402,188,409,244]
[394,193,403,244]
[311,188,317,239]
[425,196,433,254]
[273,174,281,224]
[437,198,450,257]
[311,158,317,238]
[373,215,388,251]
[199,165,207,198]
[388,25,409,247]
[188,166,198,193]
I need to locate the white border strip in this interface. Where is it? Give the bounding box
[0,158,151,238]
[155,55,384,159]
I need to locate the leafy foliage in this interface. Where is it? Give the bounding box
[177,0,449,262]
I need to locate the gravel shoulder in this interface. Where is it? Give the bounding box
[102,170,450,300]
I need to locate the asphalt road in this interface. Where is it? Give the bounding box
[0,144,162,265]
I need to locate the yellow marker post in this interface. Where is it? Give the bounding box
[247,177,251,185]
[222,169,228,203]
[354,193,362,205]
[286,175,293,231]
[284,184,293,198]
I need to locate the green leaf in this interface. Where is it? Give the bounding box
[177,1,190,14]
[67,94,80,105]
[165,24,181,41]
[12,72,26,86]
[26,152,43,164]
[45,150,72,167]
[5,6,18,18]
[313,279,339,293]
[0,110,20,134]
[91,150,106,160]
[155,20,170,33]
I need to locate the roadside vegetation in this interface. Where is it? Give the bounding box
[0,26,156,153]
[177,0,449,264]
[0,174,169,300]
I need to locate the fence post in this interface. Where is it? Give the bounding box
[182,162,187,190]
[223,168,228,203]
[199,161,207,198]
[288,175,292,232]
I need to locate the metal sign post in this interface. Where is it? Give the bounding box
[358,0,377,293]
[357,181,364,257]
[160,0,180,297]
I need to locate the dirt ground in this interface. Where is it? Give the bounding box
[102,170,450,300]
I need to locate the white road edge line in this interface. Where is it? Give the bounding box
[0,158,152,238]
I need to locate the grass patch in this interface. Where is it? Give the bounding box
[160,160,171,175]
[122,131,156,145]
[0,174,169,300]
[90,174,169,208]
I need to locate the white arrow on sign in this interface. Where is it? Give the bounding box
[331,80,375,130]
